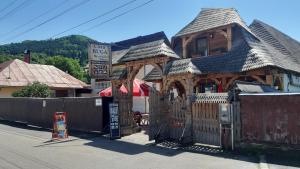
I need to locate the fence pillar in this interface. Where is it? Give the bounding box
[181,78,193,144]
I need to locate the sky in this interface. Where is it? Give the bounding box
[0,0,299,45]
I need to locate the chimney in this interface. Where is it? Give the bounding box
[24,49,31,63]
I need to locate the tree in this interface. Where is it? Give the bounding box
[45,56,84,80]
[12,82,50,98]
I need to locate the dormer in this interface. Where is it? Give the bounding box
[172,8,249,58]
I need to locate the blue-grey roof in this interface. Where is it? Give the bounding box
[143,67,162,81]
[165,20,300,75]
[111,31,169,51]
[111,32,178,64]
[112,49,129,65]
[249,20,300,72]
[110,67,127,80]
[232,81,278,93]
[119,40,180,62]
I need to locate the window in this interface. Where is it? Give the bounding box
[196,37,208,56]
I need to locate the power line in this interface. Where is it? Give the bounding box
[51,0,138,38]
[80,0,154,34]
[0,0,69,38]
[0,0,19,15]
[0,0,35,22]
[2,0,92,43]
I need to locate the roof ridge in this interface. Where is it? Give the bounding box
[174,7,252,37]
[201,7,237,11]
[112,31,169,51]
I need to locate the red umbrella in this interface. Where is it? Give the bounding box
[99,79,150,97]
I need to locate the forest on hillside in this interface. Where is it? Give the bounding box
[0,35,96,66]
[0,35,96,83]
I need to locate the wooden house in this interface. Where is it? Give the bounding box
[142,8,300,97]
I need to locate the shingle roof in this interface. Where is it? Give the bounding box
[142,67,162,82]
[110,67,127,80]
[111,31,178,64]
[0,59,88,89]
[119,40,180,62]
[165,26,265,75]
[231,81,278,93]
[165,21,300,75]
[249,20,300,72]
[112,49,129,65]
[175,8,250,37]
[112,31,169,51]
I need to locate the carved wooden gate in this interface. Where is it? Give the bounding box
[169,97,186,141]
[148,89,169,141]
[115,91,135,135]
[191,93,228,146]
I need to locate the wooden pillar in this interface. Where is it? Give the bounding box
[222,77,227,92]
[182,77,193,144]
[182,38,187,59]
[182,35,197,59]
[227,26,232,51]
[266,75,274,86]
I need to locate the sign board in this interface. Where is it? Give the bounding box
[52,112,68,139]
[88,43,111,79]
[219,103,231,124]
[109,103,120,139]
[95,98,102,106]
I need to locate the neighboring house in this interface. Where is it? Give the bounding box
[159,8,300,95]
[0,59,88,97]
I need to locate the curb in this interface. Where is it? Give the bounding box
[259,155,269,169]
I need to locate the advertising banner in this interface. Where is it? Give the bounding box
[109,103,120,139]
[52,112,68,139]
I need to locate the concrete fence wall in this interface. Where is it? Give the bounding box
[0,97,112,133]
[239,94,300,146]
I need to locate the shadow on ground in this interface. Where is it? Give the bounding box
[2,120,300,167]
[84,136,259,167]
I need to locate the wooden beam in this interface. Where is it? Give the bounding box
[227,26,232,51]
[251,75,266,84]
[225,75,240,90]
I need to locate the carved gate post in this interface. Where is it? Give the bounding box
[181,77,193,144]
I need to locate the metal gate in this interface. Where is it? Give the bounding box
[191,93,229,146]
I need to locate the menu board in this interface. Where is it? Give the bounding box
[52,112,68,139]
[109,103,120,139]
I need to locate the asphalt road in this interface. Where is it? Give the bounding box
[0,122,261,169]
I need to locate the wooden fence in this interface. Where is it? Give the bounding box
[0,97,112,133]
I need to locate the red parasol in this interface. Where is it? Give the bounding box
[99,79,150,97]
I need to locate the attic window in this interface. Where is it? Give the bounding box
[196,37,208,56]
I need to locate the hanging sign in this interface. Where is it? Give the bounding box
[219,104,231,124]
[88,43,112,79]
[109,103,120,139]
[52,112,68,139]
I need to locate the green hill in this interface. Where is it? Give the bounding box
[0,35,96,65]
